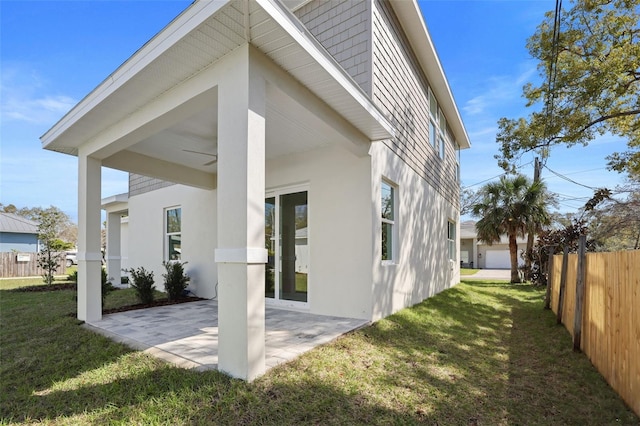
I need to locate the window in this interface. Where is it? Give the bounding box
[166,207,181,260]
[430,120,437,149]
[455,141,461,182]
[438,108,445,131]
[429,91,447,161]
[429,88,437,115]
[447,220,456,261]
[381,181,396,262]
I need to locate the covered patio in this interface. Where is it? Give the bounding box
[86,301,369,372]
[41,0,391,381]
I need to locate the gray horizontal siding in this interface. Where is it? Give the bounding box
[295,0,371,95]
[129,174,175,197]
[372,0,459,208]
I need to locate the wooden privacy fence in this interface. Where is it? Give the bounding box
[0,252,66,278]
[550,248,640,416]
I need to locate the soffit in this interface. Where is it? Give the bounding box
[41,0,392,156]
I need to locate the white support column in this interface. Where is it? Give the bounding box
[215,45,267,381]
[473,238,478,269]
[78,151,103,322]
[106,212,122,287]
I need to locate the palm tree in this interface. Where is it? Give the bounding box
[472,174,550,283]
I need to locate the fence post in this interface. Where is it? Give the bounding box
[544,246,555,310]
[572,235,587,351]
[556,245,570,325]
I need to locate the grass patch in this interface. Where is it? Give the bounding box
[0,276,72,291]
[460,268,480,275]
[1,280,637,424]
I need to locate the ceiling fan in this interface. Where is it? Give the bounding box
[182,149,218,166]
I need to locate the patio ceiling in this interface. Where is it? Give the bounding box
[41,0,394,185]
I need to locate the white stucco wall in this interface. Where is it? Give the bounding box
[127,144,373,318]
[266,144,374,320]
[120,217,129,273]
[128,184,218,298]
[370,142,460,321]
[126,143,460,322]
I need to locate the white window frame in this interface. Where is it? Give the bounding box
[265,183,310,310]
[428,91,448,162]
[165,206,182,261]
[447,220,456,261]
[430,119,438,149]
[381,180,397,264]
[455,142,461,182]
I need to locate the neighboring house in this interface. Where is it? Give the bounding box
[460,221,527,269]
[42,0,470,380]
[0,213,39,253]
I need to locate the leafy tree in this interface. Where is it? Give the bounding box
[585,178,640,250]
[496,0,640,177]
[0,203,18,214]
[525,218,595,287]
[472,175,551,283]
[35,207,73,285]
[1,203,77,246]
[460,187,481,216]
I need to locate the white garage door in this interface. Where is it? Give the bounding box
[485,250,511,269]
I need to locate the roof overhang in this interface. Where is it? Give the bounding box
[101,193,129,214]
[389,0,471,150]
[40,0,393,156]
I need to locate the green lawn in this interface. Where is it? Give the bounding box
[1,280,637,425]
[460,267,480,275]
[0,275,73,291]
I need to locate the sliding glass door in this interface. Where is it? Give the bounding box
[265,188,308,306]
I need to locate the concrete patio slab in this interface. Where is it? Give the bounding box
[85,300,369,373]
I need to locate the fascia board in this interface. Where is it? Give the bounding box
[41,0,231,148]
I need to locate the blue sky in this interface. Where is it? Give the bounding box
[1,1,628,223]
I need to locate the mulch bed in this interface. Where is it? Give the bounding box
[10,283,206,314]
[102,296,207,314]
[12,283,76,292]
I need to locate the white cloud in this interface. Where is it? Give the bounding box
[462,97,486,116]
[461,65,537,117]
[1,63,77,125]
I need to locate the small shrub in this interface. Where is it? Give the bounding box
[162,261,190,301]
[67,270,78,282]
[102,268,114,304]
[123,267,156,304]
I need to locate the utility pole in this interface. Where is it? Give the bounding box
[525,157,541,280]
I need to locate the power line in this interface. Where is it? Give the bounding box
[551,192,591,201]
[461,160,533,189]
[541,0,563,156]
[562,167,607,176]
[543,164,599,190]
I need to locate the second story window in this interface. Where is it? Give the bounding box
[429,90,448,161]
